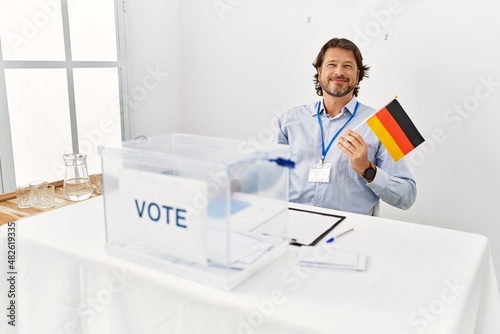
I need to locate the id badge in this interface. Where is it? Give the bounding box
[308,161,331,183]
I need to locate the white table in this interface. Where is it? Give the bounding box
[1,197,499,334]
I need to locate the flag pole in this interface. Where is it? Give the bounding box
[333,96,399,147]
[351,95,399,132]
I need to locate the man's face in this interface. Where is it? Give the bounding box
[317,47,359,98]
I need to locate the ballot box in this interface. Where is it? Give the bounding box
[99,133,291,289]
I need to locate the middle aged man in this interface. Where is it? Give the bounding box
[277,37,416,215]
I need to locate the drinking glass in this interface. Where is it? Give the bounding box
[90,174,103,194]
[38,185,55,208]
[16,185,35,208]
[29,180,48,206]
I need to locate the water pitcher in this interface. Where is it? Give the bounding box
[62,153,93,201]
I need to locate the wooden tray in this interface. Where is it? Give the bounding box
[0,179,101,226]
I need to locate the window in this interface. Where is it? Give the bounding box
[0,0,127,192]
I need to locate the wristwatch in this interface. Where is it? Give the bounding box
[363,163,377,182]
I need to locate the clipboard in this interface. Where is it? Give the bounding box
[287,207,345,246]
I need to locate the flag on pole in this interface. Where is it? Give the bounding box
[366,99,425,162]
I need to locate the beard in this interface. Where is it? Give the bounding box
[320,76,356,98]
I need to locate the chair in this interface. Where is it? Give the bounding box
[372,201,380,216]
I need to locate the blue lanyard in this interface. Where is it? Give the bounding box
[317,100,359,162]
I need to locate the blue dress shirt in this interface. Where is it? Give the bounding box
[277,97,416,215]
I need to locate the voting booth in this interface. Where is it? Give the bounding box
[99,133,291,289]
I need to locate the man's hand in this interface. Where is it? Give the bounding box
[337,129,371,175]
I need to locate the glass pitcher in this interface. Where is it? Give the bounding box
[62,153,93,201]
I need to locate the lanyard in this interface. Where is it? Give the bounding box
[317,100,359,162]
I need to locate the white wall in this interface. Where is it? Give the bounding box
[121,0,182,139]
[127,0,500,285]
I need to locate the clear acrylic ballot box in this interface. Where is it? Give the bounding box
[99,133,291,289]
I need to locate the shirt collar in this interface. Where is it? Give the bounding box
[312,96,359,118]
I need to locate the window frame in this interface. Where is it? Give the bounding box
[0,0,130,193]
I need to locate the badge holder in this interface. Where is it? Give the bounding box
[308,160,331,183]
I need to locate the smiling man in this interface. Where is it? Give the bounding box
[277,37,416,215]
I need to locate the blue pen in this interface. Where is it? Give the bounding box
[326,228,354,243]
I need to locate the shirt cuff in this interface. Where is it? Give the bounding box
[365,166,389,193]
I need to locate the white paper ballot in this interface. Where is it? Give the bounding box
[297,246,366,271]
[208,231,273,269]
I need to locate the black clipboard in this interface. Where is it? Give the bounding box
[288,207,346,246]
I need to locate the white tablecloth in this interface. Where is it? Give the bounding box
[1,197,499,334]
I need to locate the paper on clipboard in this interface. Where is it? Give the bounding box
[287,208,345,246]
